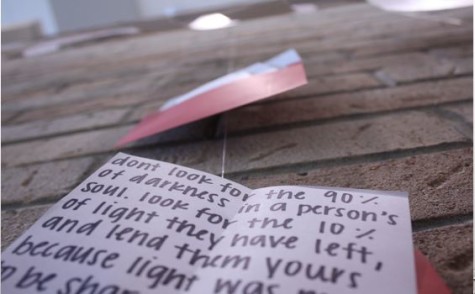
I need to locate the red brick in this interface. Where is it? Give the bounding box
[1,118,216,167]
[1,111,19,124]
[276,73,380,99]
[237,148,472,221]
[442,102,473,124]
[2,108,128,143]
[429,45,473,75]
[305,52,426,77]
[1,205,50,250]
[3,75,158,112]
[2,126,128,167]
[232,8,471,61]
[453,57,473,75]
[9,95,148,124]
[134,110,468,174]
[429,44,473,59]
[2,62,169,103]
[350,27,472,58]
[379,55,456,83]
[226,77,472,132]
[8,79,204,124]
[2,157,94,205]
[3,62,228,113]
[306,47,472,83]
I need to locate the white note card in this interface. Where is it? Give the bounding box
[2,153,417,294]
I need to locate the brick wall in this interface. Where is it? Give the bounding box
[2,4,473,293]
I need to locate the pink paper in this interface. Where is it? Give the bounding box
[415,249,451,294]
[116,50,307,147]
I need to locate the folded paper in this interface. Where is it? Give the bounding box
[1,152,451,294]
[116,49,307,146]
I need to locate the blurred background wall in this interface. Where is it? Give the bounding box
[1,0,269,36]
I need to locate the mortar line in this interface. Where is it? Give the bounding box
[412,213,473,232]
[225,141,472,179]
[432,107,473,140]
[222,98,474,138]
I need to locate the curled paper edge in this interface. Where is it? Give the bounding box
[116,53,307,147]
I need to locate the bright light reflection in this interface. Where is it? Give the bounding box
[189,13,235,31]
[367,0,472,12]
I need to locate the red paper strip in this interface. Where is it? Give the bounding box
[415,249,451,294]
[116,62,307,147]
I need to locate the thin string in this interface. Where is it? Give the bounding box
[220,114,228,178]
[220,29,236,178]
